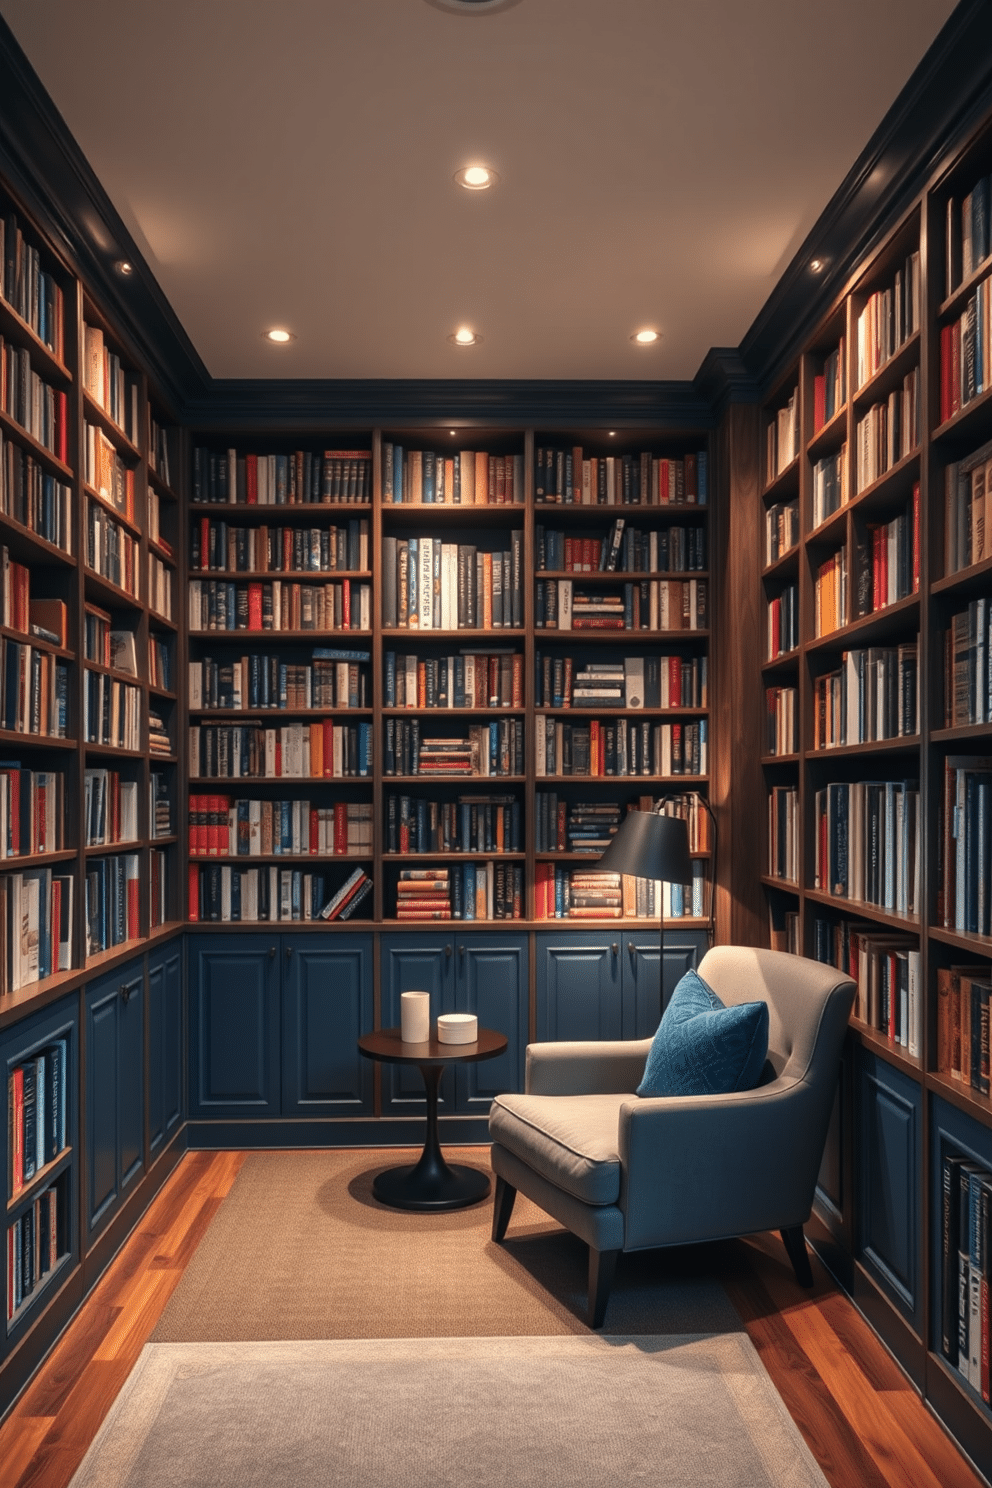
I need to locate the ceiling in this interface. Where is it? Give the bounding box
[0,0,959,383]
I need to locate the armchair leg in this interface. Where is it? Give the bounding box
[491,1175,517,1243]
[781,1225,814,1287]
[587,1247,620,1329]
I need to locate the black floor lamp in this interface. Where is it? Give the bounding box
[596,807,693,1010]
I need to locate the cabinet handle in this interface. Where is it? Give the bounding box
[120,984,131,1004]
[628,941,635,956]
[459,944,465,958]
[269,946,276,959]
[445,944,452,958]
[286,946,293,959]
[611,942,618,957]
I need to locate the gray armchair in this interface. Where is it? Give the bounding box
[489,946,855,1327]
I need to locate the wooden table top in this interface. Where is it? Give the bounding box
[357,1026,508,1066]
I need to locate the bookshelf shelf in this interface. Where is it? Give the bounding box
[762,455,800,500]
[852,330,921,408]
[0,298,71,386]
[81,391,140,462]
[805,736,921,760]
[0,513,75,568]
[0,408,73,481]
[6,1147,73,1217]
[806,405,848,458]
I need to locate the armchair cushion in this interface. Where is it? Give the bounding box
[488,1092,628,1205]
[637,969,769,1098]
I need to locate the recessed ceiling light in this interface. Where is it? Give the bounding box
[448,327,481,346]
[115,260,133,276]
[425,0,523,14]
[631,328,660,345]
[264,328,295,344]
[454,165,499,191]
[810,258,827,274]
[609,431,616,437]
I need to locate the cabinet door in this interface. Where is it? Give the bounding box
[379,934,453,1112]
[189,935,280,1118]
[281,934,373,1115]
[148,942,183,1156]
[624,929,708,1035]
[856,1049,922,1332]
[453,934,528,1112]
[85,959,144,1237]
[535,934,621,1043]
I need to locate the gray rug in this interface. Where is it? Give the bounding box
[69,1335,829,1488]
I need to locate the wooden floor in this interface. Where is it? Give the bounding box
[0,1148,986,1488]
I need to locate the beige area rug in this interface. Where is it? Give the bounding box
[152,1149,743,1340]
[70,1335,830,1488]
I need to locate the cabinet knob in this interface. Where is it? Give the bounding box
[445,944,452,958]
[285,946,293,958]
[611,942,619,957]
[628,941,635,956]
[269,946,276,959]
[459,944,465,958]
[120,983,131,1004]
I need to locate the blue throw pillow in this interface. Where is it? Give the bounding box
[637,969,769,1097]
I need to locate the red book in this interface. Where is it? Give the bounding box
[55,389,68,464]
[813,374,826,432]
[282,528,292,572]
[309,808,319,854]
[323,718,334,776]
[127,871,140,940]
[342,578,351,629]
[940,323,953,424]
[188,864,200,921]
[246,454,258,504]
[247,583,263,631]
[912,480,920,592]
[200,517,210,569]
[872,527,883,612]
[334,801,347,854]
[10,1066,24,1197]
[770,597,781,658]
[951,319,962,417]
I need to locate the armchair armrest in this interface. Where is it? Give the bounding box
[526,1039,651,1096]
[617,1076,830,1249]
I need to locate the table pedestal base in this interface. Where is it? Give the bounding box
[372,1061,491,1212]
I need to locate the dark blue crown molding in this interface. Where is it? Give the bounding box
[740,0,992,395]
[2,5,992,423]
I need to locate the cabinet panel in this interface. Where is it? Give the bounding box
[118,964,144,1193]
[856,1050,921,1330]
[379,934,453,1112]
[189,937,280,1117]
[535,935,621,1043]
[281,935,373,1114]
[148,944,183,1155]
[85,959,144,1236]
[454,934,528,1111]
[624,931,707,1035]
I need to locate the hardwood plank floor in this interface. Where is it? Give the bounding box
[0,1149,986,1488]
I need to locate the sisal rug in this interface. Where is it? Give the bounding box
[69,1335,830,1488]
[153,1149,743,1340]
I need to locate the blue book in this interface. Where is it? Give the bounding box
[392,446,404,504]
[451,866,463,919]
[408,538,418,624]
[423,452,435,503]
[463,863,476,920]
[383,442,394,503]
[697,451,708,505]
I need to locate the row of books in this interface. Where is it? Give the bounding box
[937,965,992,1093]
[188,649,370,712]
[812,642,919,749]
[535,448,707,507]
[7,1039,68,1197]
[768,901,800,955]
[812,448,847,529]
[534,522,706,575]
[86,501,138,598]
[1,213,65,360]
[188,721,373,780]
[83,674,141,751]
[188,863,371,924]
[382,445,524,506]
[938,1151,992,1396]
[385,650,523,711]
[83,607,135,671]
[814,548,849,637]
[0,868,73,991]
[148,553,172,622]
[84,422,135,522]
[187,797,373,858]
[768,786,799,883]
[84,853,139,955]
[0,641,69,738]
[1,548,63,642]
[191,518,370,575]
[945,172,992,295]
[813,918,920,1054]
[149,417,173,487]
[148,636,171,693]
[0,766,64,857]
[765,499,799,567]
[938,757,992,937]
[535,652,707,710]
[944,435,992,575]
[764,686,798,756]
[855,486,920,616]
[535,716,707,779]
[6,1179,62,1322]
[188,578,372,633]
[939,273,992,423]
[535,578,707,632]
[83,325,140,444]
[946,600,992,727]
[854,371,920,491]
[814,779,921,916]
[192,448,373,506]
[813,339,846,430]
[766,390,798,483]
[392,864,523,920]
[767,585,798,660]
[384,719,524,778]
[385,794,522,855]
[1,340,68,461]
[855,251,920,388]
[146,489,171,552]
[535,796,618,853]
[534,864,706,919]
[83,770,138,847]
[1,438,73,553]
[381,535,523,632]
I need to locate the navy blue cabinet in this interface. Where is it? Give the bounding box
[85,958,145,1237]
[281,935,373,1115]
[148,942,183,1157]
[380,932,528,1114]
[536,929,706,1044]
[189,932,374,1119]
[856,1048,922,1333]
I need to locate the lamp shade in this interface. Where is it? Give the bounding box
[596,809,692,884]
